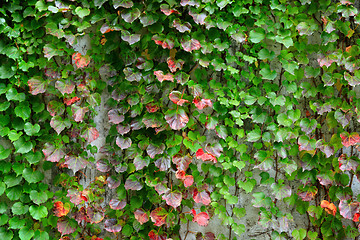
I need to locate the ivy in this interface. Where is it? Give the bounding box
[1,0,360,239]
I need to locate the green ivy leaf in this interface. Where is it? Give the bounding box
[13,137,33,154]
[8,130,23,142]
[249,28,266,43]
[24,122,40,136]
[9,216,25,229]
[11,202,29,215]
[30,190,48,205]
[0,227,13,239]
[0,182,5,196]
[22,168,44,183]
[260,65,277,80]
[33,230,49,240]
[0,145,10,160]
[19,226,35,240]
[29,205,48,220]
[292,228,307,240]
[6,88,25,102]
[0,215,8,226]
[5,186,22,201]
[14,102,31,120]
[247,128,261,142]
[0,61,15,79]
[75,7,90,18]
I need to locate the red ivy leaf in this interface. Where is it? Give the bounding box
[155,156,171,171]
[55,80,75,95]
[189,10,207,25]
[154,70,174,82]
[124,67,142,82]
[134,156,150,170]
[181,0,200,7]
[109,199,126,210]
[108,109,125,124]
[121,30,141,45]
[196,149,217,163]
[169,91,189,106]
[147,143,165,159]
[152,35,175,49]
[316,140,334,158]
[335,110,352,128]
[193,97,212,110]
[196,232,216,240]
[81,127,99,143]
[96,160,111,172]
[64,96,80,106]
[160,4,179,15]
[193,188,211,205]
[165,108,189,130]
[87,206,105,224]
[339,200,360,220]
[142,113,163,128]
[107,176,121,189]
[117,124,131,135]
[172,154,192,171]
[297,189,317,201]
[146,103,160,113]
[162,191,182,208]
[67,189,86,205]
[71,105,89,122]
[131,118,145,130]
[181,39,201,52]
[139,14,158,27]
[53,201,70,217]
[176,170,186,180]
[154,182,169,195]
[73,207,87,224]
[42,143,65,162]
[148,230,167,240]
[134,209,149,225]
[50,116,71,135]
[116,136,132,150]
[57,218,77,235]
[47,100,65,116]
[205,143,223,158]
[150,207,168,226]
[172,19,192,33]
[340,132,360,148]
[113,0,133,9]
[191,209,210,226]
[184,175,194,187]
[344,72,360,86]
[338,154,359,172]
[72,53,90,68]
[28,77,47,95]
[167,57,184,73]
[104,219,122,233]
[318,55,336,68]
[121,8,141,23]
[64,155,88,173]
[125,175,143,190]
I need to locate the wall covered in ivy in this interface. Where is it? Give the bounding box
[1,0,360,240]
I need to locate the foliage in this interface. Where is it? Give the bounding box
[1,0,360,239]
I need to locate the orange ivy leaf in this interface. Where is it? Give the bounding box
[72,52,90,68]
[53,201,70,217]
[321,200,337,216]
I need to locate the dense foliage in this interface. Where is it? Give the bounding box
[1,0,360,239]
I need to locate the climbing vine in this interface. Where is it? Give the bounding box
[1,0,360,239]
